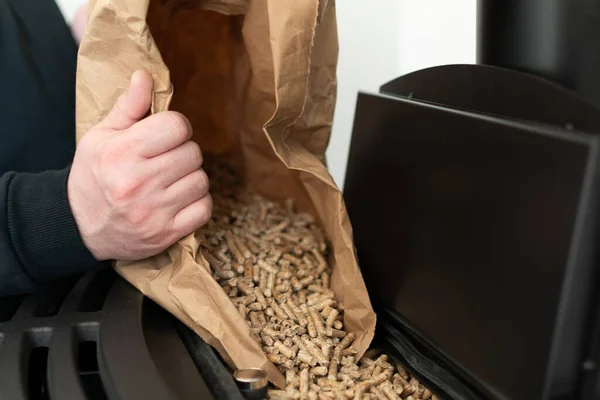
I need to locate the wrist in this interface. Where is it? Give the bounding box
[66,169,106,261]
[7,167,102,282]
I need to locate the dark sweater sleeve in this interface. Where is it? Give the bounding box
[0,167,102,296]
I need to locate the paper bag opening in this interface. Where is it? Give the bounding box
[76,0,376,388]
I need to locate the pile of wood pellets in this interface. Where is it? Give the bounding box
[201,162,437,400]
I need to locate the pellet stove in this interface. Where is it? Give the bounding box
[344,2,600,400]
[2,2,600,399]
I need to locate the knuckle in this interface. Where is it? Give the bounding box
[113,94,127,115]
[197,169,209,193]
[186,141,203,167]
[165,112,192,139]
[108,178,139,203]
[144,230,166,248]
[136,212,174,248]
[122,135,143,154]
[116,93,128,110]
[199,195,213,225]
[124,205,153,229]
[148,220,177,248]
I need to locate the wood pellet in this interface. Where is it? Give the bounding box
[202,162,436,400]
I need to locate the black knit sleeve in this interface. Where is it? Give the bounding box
[0,167,102,296]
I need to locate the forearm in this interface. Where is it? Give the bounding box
[0,172,38,295]
[0,167,102,296]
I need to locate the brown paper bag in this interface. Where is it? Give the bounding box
[76,0,375,387]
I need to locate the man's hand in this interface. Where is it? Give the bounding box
[68,70,212,261]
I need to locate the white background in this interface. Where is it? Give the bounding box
[55,0,82,22]
[56,0,477,188]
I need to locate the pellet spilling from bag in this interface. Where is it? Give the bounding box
[201,163,436,400]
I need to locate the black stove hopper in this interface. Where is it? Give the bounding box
[343,4,600,400]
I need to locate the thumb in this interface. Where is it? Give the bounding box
[99,70,154,131]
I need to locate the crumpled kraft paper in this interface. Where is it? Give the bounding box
[75,0,376,388]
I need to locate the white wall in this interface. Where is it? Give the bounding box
[328,0,477,188]
[56,0,477,189]
[327,1,402,190]
[56,0,84,22]
[396,1,478,77]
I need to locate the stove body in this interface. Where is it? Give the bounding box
[344,2,600,399]
[344,65,600,400]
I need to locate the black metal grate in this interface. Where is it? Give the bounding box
[0,268,225,400]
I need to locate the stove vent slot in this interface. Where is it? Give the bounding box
[78,269,117,313]
[27,346,49,400]
[78,340,108,400]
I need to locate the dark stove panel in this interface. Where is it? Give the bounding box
[343,91,600,400]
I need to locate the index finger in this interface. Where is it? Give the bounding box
[126,111,193,158]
